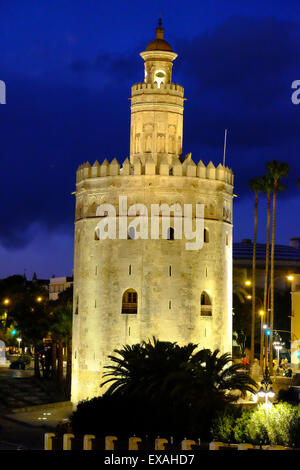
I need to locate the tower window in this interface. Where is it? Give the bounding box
[128,227,135,239]
[200,291,212,317]
[226,233,229,246]
[169,265,172,276]
[129,264,132,275]
[122,289,138,314]
[155,70,165,88]
[169,167,173,176]
[75,296,79,315]
[204,228,209,243]
[167,227,174,240]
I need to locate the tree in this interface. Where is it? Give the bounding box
[102,337,257,405]
[266,161,290,374]
[261,174,273,369]
[249,177,265,364]
[48,286,73,397]
[100,338,257,439]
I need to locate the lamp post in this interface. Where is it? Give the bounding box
[273,337,283,376]
[266,274,294,373]
[17,338,22,355]
[257,367,275,418]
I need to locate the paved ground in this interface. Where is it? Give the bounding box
[0,367,73,450]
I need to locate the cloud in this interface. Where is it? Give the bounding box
[1,15,300,253]
[173,16,300,196]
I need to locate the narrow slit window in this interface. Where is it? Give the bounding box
[204,228,209,243]
[167,227,174,240]
[128,227,135,240]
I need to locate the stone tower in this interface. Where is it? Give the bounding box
[71,21,234,404]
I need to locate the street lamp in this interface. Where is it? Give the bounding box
[273,337,283,376]
[17,337,22,355]
[266,274,294,373]
[257,367,275,418]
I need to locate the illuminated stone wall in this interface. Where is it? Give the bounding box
[71,162,233,403]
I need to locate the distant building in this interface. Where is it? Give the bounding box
[233,238,300,367]
[233,238,300,291]
[290,275,300,367]
[49,276,73,301]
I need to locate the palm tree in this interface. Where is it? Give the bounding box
[266,161,290,374]
[261,175,273,369]
[101,337,257,405]
[249,177,265,364]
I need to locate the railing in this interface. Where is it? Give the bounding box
[121,303,137,314]
[44,434,292,451]
[200,307,212,317]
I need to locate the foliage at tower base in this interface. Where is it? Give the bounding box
[70,338,257,440]
[48,286,73,399]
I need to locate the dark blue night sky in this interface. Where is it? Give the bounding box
[1,0,300,279]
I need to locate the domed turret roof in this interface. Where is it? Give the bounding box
[145,19,173,52]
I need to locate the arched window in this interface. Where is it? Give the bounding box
[200,291,212,316]
[167,227,174,240]
[122,289,138,314]
[204,228,209,243]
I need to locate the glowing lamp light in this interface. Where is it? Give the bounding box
[36,297,42,302]
[3,298,10,305]
[258,387,274,398]
[245,280,251,286]
[287,275,294,281]
[11,329,17,336]
[246,295,252,300]
[266,329,271,336]
[259,310,264,316]
[258,387,265,398]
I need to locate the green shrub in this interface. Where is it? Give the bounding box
[210,406,243,443]
[211,403,300,447]
[245,405,269,445]
[265,402,300,447]
[233,410,252,443]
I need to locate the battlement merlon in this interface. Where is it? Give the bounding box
[76,156,234,187]
[131,82,184,98]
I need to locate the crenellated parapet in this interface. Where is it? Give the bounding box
[76,154,234,186]
[131,82,184,97]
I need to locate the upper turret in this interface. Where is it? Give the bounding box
[130,20,184,166]
[140,18,178,86]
